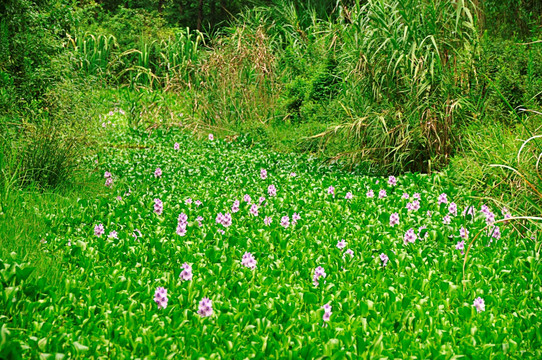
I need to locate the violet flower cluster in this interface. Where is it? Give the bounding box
[241,252,257,269]
[198,297,213,317]
[154,198,163,215]
[322,304,332,322]
[177,212,188,236]
[180,263,193,281]
[313,266,326,286]
[154,287,168,309]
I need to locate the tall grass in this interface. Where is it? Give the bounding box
[309,0,479,173]
[180,0,480,173]
[188,15,281,131]
[69,28,205,89]
[60,0,540,181]
[69,33,117,76]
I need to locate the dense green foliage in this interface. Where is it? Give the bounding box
[0,0,542,357]
[2,126,541,358]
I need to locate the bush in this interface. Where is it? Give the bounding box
[0,0,75,106]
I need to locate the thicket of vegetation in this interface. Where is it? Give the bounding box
[1,0,542,358]
[2,0,540,213]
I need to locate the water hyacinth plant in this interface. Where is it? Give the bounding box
[1,129,541,358]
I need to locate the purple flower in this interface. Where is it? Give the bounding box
[460,227,469,239]
[154,198,163,215]
[154,287,168,309]
[456,240,465,255]
[176,223,187,236]
[260,169,267,180]
[180,263,193,281]
[250,204,259,216]
[268,184,277,197]
[280,215,290,228]
[403,228,417,245]
[195,200,202,206]
[292,212,301,224]
[443,215,451,225]
[337,239,346,249]
[94,224,104,237]
[345,192,353,200]
[406,200,420,211]
[232,200,240,213]
[108,231,118,239]
[290,172,297,177]
[154,168,162,178]
[388,176,397,186]
[243,194,251,203]
[116,196,122,201]
[215,212,232,227]
[178,212,188,225]
[402,193,409,199]
[223,213,232,227]
[413,193,421,200]
[198,297,213,317]
[174,142,180,150]
[366,189,374,198]
[322,304,332,322]
[185,198,193,205]
[389,212,399,227]
[438,193,448,205]
[208,134,214,141]
[241,252,257,269]
[380,253,389,267]
[473,297,485,313]
[104,171,112,178]
[105,177,113,187]
[449,202,458,216]
[313,266,326,286]
[481,204,490,215]
[328,186,335,196]
[264,216,272,226]
[485,211,496,225]
[259,196,266,205]
[343,249,354,259]
[489,226,501,240]
[378,189,387,199]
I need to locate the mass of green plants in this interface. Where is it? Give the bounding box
[2,122,542,358]
[1,0,542,358]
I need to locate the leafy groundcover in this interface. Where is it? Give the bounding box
[1,124,541,359]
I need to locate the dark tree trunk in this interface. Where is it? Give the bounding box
[158,0,163,13]
[197,0,204,31]
[210,0,215,26]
